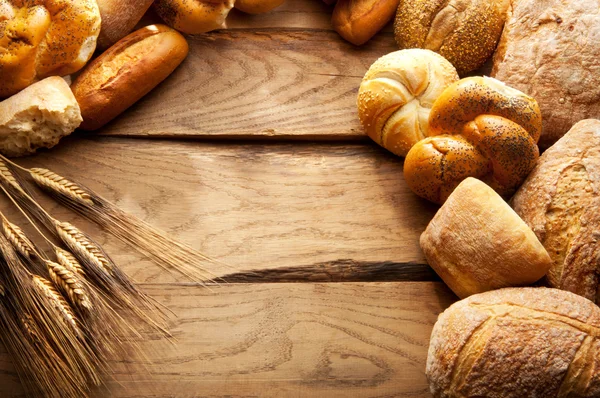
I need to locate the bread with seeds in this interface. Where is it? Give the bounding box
[512,119,600,303]
[427,287,600,397]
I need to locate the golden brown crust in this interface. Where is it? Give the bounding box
[154,0,235,34]
[332,0,400,46]
[427,287,600,397]
[96,0,154,50]
[71,25,189,131]
[234,0,285,14]
[0,0,101,98]
[420,178,552,299]
[512,119,600,304]
[394,0,509,75]
[357,49,459,157]
[404,76,541,204]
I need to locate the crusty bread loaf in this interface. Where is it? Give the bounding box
[492,0,600,148]
[357,49,459,157]
[0,0,101,98]
[395,0,509,75]
[235,0,285,14]
[154,0,235,34]
[96,0,154,50]
[404,76,541,204]
[420,178,552,299]
[512,119,600,304]
[71,25,189,131]
[0,77,82,157]
[427,287,600,397]
[332,0,400,46]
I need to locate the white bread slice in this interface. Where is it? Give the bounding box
[0,76,82,157]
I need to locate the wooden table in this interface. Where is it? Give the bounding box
[0,2,459,396]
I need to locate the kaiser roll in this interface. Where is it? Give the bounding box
[394,0,509,75]
[0,0,101,98]
[404,76,542,204]
[154,0,235,34]
[427,287,600,397]
[357,49,459,157]
[513,119,600,304]
[420,177,552,299]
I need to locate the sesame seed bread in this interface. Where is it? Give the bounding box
[492,0,600,148]
[394,0,510,75]
[512,119,600,304]
[0,77,82,157]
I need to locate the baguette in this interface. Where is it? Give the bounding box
[71,25,189,131]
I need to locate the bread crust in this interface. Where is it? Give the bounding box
[332,0,400,45]
[235,0,285,14]
[0,0,101,98]
[71,25,189,131]
[154,0,235,34]
[357,49,459,157]
[427,287,600,397]
[420,178,552,299]
[394,0,509,75]
[404,76,541,204]
[96,0,154,50]
[492,0,600,148]
[512,119,600,304]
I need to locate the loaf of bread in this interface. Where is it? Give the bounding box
[332,0,400,46]
[492,0,600,148]
[420,178,552,299]
[427,287,600,397]
[235,0,285,14]
[357,49,459,157]
[0,0,101,98]
[154,0,235,34]
[96,0,154,50]
[512,119,600,304]
[404,76,541,204]
[71,25,189,131]
[0,77,82,157]
[395,0,509,75]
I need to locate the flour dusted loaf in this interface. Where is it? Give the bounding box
[492,0,600,148]
[420,178,552,299]
[427,287,600,397]
[0,77,81,157]
[395,0,509,75]
[512,119,600,304]
[357,49,459,157]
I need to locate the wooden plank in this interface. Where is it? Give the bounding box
[0,282,457,397]
[5,137,437,283]
[95,29,397,139]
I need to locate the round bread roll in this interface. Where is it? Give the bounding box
[96,0,154,50]
[71,25,189,131]
[332,0,399,46]
[235,0,284,14]
[0,0,101,98]
[404,76,542,204]
[394,0,509,75]
[420,177,552,299]
[154,0,235,34]
[357,49,459,157]
[427,287,600,397]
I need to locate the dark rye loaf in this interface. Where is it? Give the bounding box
[492,0,600,148]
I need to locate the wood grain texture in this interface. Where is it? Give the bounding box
[0,282,456,397]
[5,136,437,283]
[95,29,397,139]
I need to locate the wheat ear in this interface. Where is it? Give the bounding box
[30,168,94,206]
[32,276,82,339]
[55,221,113,277]
[2,218,36,260]
[55,246,85,276]
[45,260,92,312]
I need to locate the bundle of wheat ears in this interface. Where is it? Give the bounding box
[0,155,227,397]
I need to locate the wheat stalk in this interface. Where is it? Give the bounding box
[45,260,92,312]
[30,168,94,206]
[2,218,35,260]
[55,246,85,276]
[32,275,82,339]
